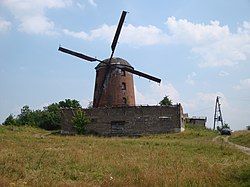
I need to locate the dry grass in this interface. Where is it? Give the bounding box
[229,130,250,148]
[0,126,249,186]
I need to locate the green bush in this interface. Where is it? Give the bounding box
[72,110,90,134]
[3,99,82,131]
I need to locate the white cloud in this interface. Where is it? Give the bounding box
[234,78,250,90]
[183,91,228,112]
[63,29,89,40]
[218,70,229,77]
[134,85,156,105]
[182,92,250,130]
[185,92,250,130]
[197,92,227,106]
[76,2,85,9]
[89,24,116,41]
[182,92,229,129]
[185,72,196,85]
[2,0,72,35]
[238,21,250,34]
[121,24,169,45]
[166,17,230,45]
[63,24,115,41]
[135,82,180,105]
[150,82,180,103]
[19,16,56,35]
[63,24,169,46]
[191,33,250,67]
[80,98,91,108]
[135,85,245,129]
[165,17,250,67]
[63,17,250,67]
[88,0,97,7]
[0,17,11,32]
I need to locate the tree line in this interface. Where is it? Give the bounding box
[2,99,83,131]
[2,96,173,133]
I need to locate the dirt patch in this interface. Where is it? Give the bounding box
[213,135,250,155]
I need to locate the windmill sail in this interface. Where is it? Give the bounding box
[58,11,162,108]
[58,47,101,62]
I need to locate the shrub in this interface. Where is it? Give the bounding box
[72,109,90,134]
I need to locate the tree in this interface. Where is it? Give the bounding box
[2,99,83,130]
[72,109,90,134]
[17,105,36,126]
[39,103,61,130]
[3,114,16,126]
[159,96,172,106]
[58,99,81,109]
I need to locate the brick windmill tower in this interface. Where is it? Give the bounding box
[93,58,135,107]
[58,11,161,108]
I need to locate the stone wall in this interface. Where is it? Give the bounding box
[185,117,207,127]
[60,104,184,136]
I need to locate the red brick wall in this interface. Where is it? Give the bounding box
[93,60,135,107]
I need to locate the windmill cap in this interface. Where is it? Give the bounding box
[95,57,133,70]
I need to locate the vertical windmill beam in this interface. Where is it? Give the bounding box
[213,96,218,130]
[95,11,127,108]
[110,11,127,58]
[218,98,224,127]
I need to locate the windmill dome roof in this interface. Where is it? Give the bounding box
[95,57,133,69]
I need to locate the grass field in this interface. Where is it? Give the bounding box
[0,126,250,186]
[229,131,250,148]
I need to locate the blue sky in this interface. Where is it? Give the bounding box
[0,0,250,130]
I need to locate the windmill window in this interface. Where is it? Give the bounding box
[122,97,127,104]
[121,70,126,76]
[121,82,126,90]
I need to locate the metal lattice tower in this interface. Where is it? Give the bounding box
[213,96,224,130]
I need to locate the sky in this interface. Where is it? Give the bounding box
[0,0,250,130]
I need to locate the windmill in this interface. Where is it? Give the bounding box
[58,11,161,108]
